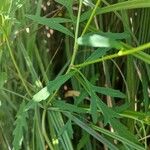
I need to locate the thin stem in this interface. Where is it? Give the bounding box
[42,109,54,150]
[111,60,130,100]
[41,1,84,143]
[81,0,102,36]
[67,0,83,73]
[141,123,147,149]
[35,107,45,149]
[1,26,32,97]
[74,42,150,68]
[46,90,58,105]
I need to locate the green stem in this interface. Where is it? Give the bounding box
[81,0,101,36]
[42,109,54,150]
[46,90,58,105]
[41,4,85,143]
[35,107,45,149]
[74,42,150,68]
[67,0,83,73]
[1,27,32,97]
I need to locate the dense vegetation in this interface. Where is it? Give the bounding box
[0,0,150,150]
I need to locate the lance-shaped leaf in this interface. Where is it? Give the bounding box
[85,48,110,62]
[78,33,123,49]
[0,72,7,87]
[55,0,74,20]
[92,85,126,98]
[32,71,75,102]
[26,15,74,37]
[13,101,28,150]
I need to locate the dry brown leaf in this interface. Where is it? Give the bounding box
[64,90,80,98]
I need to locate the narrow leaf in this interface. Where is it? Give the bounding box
[133,51,150,64]
[0,72,7,87]
[13,101,28,150]
[92,124,145,150]
[85,48,110,62]
[80,1,150,22]
[92,85,126,98]
[26,15,74,37]
[96,97,119,124]
[78,33,123,49]
[83,0,95,8]
[55,0,74,20]
[96,0,150,15]
[120,110,150,125]
[64,113,119,150]
[33,71,75,102]
[90,90,98,124]
[53,100,88,114]
[98,32,130,40]
[110,119,143,149]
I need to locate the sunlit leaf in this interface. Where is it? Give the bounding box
[78,33,123,49]
[83,0,95,8]
[33,71,75,102]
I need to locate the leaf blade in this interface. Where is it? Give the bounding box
[26,15,74,37]
[33,72,75,102]
[77,33,123,49]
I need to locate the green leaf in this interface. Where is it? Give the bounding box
[55,0,73,11]
[83,0,95,8]
[33,71,75,102]
[77,132,90,150]
[96,100,142,148]
[92,124,145,150]
[90,89,98,124]
[74,89,89,105]
[77,72,119,124]
[13,101,28,150]
[120,110,150,125]
[53,100,88,113]
[58,118,73,139]
[83,78,119,124]
[110,119,143,149]
[96,0,150,15]
[98,32,130,40]
[64,113,119,150]
[80,1,150,22]
[48,111,74,150]
[18,41,42,88]
[26,15,74,37]
[85,48,110,62]
[80,10,92,22]
[55,0,74,20]
[67,119,73,139]
[77,33,123,49]
[113,103,130,113]
[96,97,119,125]
[92,85,126,98]
[0,72,7,87]
[133,51,150,64]
[80,77,98,124]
